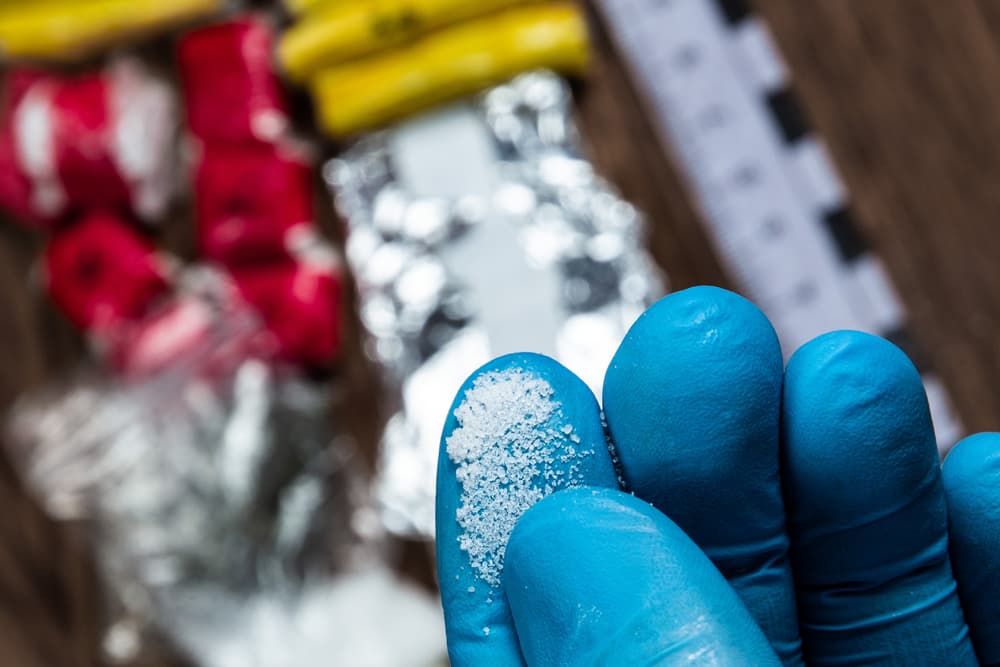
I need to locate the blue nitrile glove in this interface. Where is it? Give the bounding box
[436,286,1000,666]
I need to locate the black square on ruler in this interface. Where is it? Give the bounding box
[883,327,930,373]
[715,0,750,25]
[766,88,809,144]
[822,206,868,263]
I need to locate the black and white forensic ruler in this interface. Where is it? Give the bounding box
[594,0,963,451]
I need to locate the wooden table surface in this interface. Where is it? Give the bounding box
[2,1,1000,664]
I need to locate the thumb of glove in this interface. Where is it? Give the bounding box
[502,487,781,667]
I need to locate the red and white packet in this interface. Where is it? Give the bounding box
[0,60,177,229]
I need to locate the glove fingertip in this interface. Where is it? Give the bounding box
[942,432,1000,665]
[436,352,618,666]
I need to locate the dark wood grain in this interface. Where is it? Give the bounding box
[2,0,1000,663]
[0,452,102,667]
[754,0,1000,434]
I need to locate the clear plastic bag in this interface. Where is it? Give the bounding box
[6,267,445,666]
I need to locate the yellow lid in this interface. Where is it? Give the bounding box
[311,2,588,138]
[284,0,374,18]
[0,0,222,62]
[280,0,545,82]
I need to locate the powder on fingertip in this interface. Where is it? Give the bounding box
[446,368,594,587]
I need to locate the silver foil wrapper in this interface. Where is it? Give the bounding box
[6,268,446,666]
[325,71,666,538]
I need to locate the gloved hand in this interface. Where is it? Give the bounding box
[435,286,1000,666]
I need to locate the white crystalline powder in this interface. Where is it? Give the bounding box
[446,368,594,587]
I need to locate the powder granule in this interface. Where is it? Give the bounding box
[446,367,594,587]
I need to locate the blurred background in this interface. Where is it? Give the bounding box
[2,0,1000,665]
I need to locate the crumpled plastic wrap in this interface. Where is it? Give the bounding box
[5,268,446,666]
[326,71,666,538]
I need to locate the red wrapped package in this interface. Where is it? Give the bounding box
[0,70,46,224]
[177,17,288,145]
[231,260,343,367]
[195,144,314,266]
[49,72,132,214]
[108,292,220,378]
[103,269,277,379]
[43,211,172,332]
[0,61,176,228]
